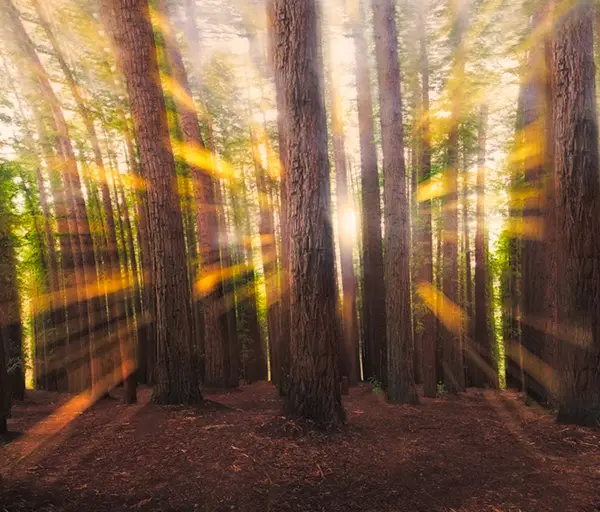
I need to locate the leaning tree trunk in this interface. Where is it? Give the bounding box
[372,0,417,404]
[108,0,201,405]
[351,0,387,385]
[552,0,600,426]
[268,0,345,424]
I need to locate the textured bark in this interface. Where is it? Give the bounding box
[268,0,344,424]
[108,0,201,404]
[461,158,474,386]
[521,6,555,404]
[351,1,387,385]
[416,1,437,398]
[34,0,136,401]
[442,0,467,393]
[552,0,600,426]
[327,47,360,386]
[473,105,496,388]
[372,0,417,404]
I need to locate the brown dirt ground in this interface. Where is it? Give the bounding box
[1,383,599,512]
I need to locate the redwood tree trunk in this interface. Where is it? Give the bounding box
[108,0,201,404]
[268,0,344,424]
[416,1,437,398]
[372,0,417,404]
[552,0,600,426]
[442,0,467,393]
[327,52,360,387]
[351,1,387,385]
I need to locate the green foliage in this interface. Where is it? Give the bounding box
[368,377,384,394]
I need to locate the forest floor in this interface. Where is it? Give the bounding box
[1,383,599,512]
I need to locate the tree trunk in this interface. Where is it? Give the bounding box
[473,104,496,388]
[326,36,360,387]
[351,0,387,386]
[108,0,201,404]
[415,1,437,398]
[552,0,600,426]
[0,197,24,401]
[461,155,474,387]
[371,0,417,404]
[268,0,345,424]
[442,0,467,393]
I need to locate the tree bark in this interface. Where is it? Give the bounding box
[552,0,600,426]
[351,0,387,386]
[442,0,468,393]
[268,0,345,424]
[371,0,417,403]
[415,1,437,398]
[108,0,201,404]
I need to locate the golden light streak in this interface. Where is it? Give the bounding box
[416,281,463,334]
[416,173,456,203]
[172,140,237,181]
[504,217,545,240]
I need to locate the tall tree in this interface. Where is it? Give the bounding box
[473,104,496,387]
[521,5,555,404]
[268,0,344,424]
[442,0,468,393]
[108,0,201,404]
[415,0,437,398]
[552,0,600,426]
[372,0,417,403]
[324,8,360,387]
[350,0,387,385]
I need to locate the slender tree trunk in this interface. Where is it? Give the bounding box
[326,43,360,387]
[415,1,437,398]
[371,0,417,403]
[473,104,496,388]
[461,149,474,387]
[108,0,201,404]
[552,0,600,426]
[268,0,344,424]
[0,200,24,401]
[351,0,387,385]
[521,6,555,404]
[442,0,468,393]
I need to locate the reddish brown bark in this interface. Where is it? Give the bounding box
[351,1,387,385]
[372,0,417,404]
[108,0,201,404]
[268,0,344,424]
